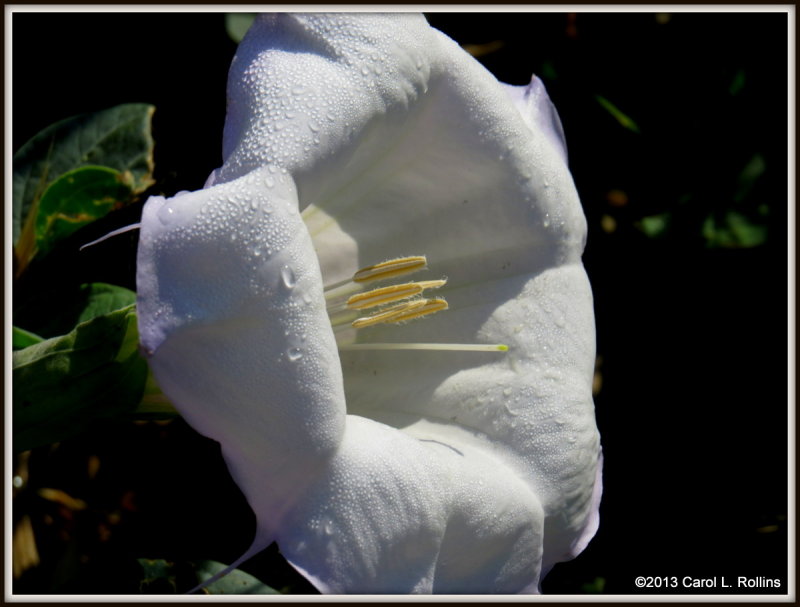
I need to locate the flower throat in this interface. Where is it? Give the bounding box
[324,256,508,353]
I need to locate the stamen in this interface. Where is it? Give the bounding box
[352,256,427,283]
[323,254,505,355]
[329,310,359,328]
[345,279,446,311]
[414,279,447,291]
[352,299,429,329]
[389,298,449,323]
[339,343,509,352]
[346,283,424,310]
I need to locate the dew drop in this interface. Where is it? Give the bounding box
[287,347,303,361]
[281,265,297,289]
[157,204,176,225]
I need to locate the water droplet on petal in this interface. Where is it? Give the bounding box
[281,265,297,289]
[157,204,176,225]
[287,347,303,361]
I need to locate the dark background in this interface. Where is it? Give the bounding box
[11,11,789,595]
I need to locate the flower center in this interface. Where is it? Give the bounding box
[324,256,507,353]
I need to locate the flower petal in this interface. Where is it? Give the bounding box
[216,12,600,574]
[139,12,601,594]
[277,415,545,593]
[502,76,569,165]
[136,166,346,542]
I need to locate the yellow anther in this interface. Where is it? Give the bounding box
[389,298,449,324]
[352,299,429,329]
[347,283,423,310]
[352,256,427,283]
[346,278,447,311]
[414,279,447,291]
[330,255,504,354]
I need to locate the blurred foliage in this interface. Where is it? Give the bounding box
[138,558,279,594]
[13,103,155,276]
[9,100,279,593]
[225,12,256,42]
[13,303,145,452]
[11,11,788,596]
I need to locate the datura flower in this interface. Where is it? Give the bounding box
[136,13,601,594]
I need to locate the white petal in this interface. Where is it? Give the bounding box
[217,13,599,573]
[139,12,602,594]
[502,76,569,165]
[277,415,544,594]
[136,166,346,542]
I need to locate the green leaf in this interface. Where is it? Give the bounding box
[734,153,766,203]
[135,372,178,418]
[75,283,138,323]
[703,210,768,248]
[540,60,558,81]
[136,559,280,594]
[638,213,672,238]
[729,69,746,96]
[194,560,281,595]
[34,166,135,256]
[581,576,606,593]
[225,13,256,43]
[13,103,155,264]
[13,304,148,452]
[596,94,641,133]
[15,283,137,341]
[12,326,44,350]
[138,558,179,593]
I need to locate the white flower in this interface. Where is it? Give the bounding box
[136,13,601,594]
